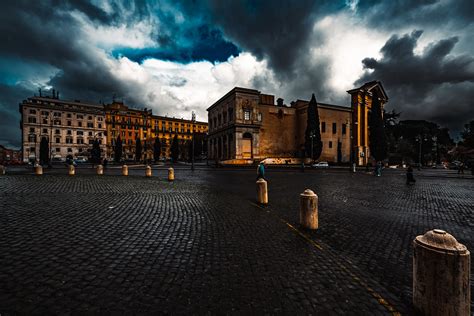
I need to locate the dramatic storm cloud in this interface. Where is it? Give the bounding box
[0,0,473,147]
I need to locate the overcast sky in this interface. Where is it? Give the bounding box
[1,0,473,148]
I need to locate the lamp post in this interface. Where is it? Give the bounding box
[415,134,427,170]
[191,131,195,171]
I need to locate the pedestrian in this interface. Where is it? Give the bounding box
[257,162,265,180]
[458,162,464,175]
[406,164,416,185]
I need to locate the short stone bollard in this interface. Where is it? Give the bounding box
[299,189,318,229]
[145,165,152,177]
[35,165,43,175]
[96,165,103,175]
[256,178,268,205]
[0,165,5,175]
[413,229,470,316]
[168,167,174,181]
[122,164,128,176]
[68,165,75,176]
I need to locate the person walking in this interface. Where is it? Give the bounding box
[257,162,265,180]
[406,164,416,185]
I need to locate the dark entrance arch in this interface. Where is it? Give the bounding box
[242,132,252,159]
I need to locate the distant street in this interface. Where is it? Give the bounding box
[0,167,472,314]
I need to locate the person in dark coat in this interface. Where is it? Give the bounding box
[257,162,265,180]
[406,164,416,185]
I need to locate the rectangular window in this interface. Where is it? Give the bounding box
[342,124,347,135]
[88,116,92,120]
[54,112,61,117]
[29,127,35,133]
[55,137,60,143]
[77,114,83,119]
[332,123,337,134]
[329,141,333,148]
[78,122,82,127]
[41,111,49,115]
[42,128,47,133]
[29,109,36,114]
[55,129,60,134]
[321,122,326,133]
[67,113,71,118]
[88,132,92,136]
[67,148,72,152]
[87,122,93,128]
[67,121,71,126]
[67,130,72,135]
[77,138,84,144]
[55,148,60,152]
[28,117,37,123]
[43,118,48,124]
[77,131,83,136]
[244,110,251,120]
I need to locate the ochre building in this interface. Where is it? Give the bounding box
[207,81,387,165]
[104,101,208,161]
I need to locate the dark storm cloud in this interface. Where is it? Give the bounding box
[356,0,474,29]
[356,30,474,134]
[0,84,32,148]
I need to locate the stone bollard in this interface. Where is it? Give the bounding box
[168,167,174,181]
[145,165,152,177]
[299,189,318,229]
[413,229,470,316]
[35,165,43,175]
[0,165,5,175]
[256,178,268,205]
[122,164,128,176]
[68,165,75,176]
[96,165,104,175]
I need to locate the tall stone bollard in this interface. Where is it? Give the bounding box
[122,165,128,176]
[68,165,75,176]
[168,167,174,181]
[96,165,104,175]
[145,165,152,177]
[35,165,43,175]
[413,229,470,316]
[299,189,318,230]
[256,178,268,205]
[0,165,5,175]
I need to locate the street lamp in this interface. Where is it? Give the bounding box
[415,134,428,170]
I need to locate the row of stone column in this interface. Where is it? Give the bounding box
[256,179,470,316]
[31,165,175,181]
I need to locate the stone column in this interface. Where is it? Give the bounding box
[68,165,75,176]
[168,167,174,181]
[256,178,268,205]
[96,165,103,175]
[413,229,470,316]
[35,165,43,175]
[299,189,318,229]
[145,165,152,177]
[122,165,128,176]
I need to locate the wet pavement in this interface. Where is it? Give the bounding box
[0,167,472,314]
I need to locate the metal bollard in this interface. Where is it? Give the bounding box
[35,165,43,175]
[145,165,152,177]
[256,178,268,204]
[96,165,103,175]
[413,229,470,316]
[0,165,5,175]
[122,164,128,176]
[299,189,318,229]
[68,165,75,176]
[168,167,174,181]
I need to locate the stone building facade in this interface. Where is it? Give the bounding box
[19,92,106,163]
[104,101,207,161]
[207,81,387,165]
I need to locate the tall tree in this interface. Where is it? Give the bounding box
[170,134,179,163]
[369,97,388,162]
[304,94,323,160]
[91,139,101,164]
[461,120,474,148]
[114,136,122,163]
[153,138,161,162]
[39,136,49,165]
[135,138,142,162]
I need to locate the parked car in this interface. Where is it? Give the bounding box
[75,156,88,163]
[312,161,329,168]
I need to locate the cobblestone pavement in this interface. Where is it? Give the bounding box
[0,168,472,314]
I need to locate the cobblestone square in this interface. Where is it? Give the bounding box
[0,167,472,314]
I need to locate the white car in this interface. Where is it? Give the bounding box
[312,161,329,168]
